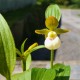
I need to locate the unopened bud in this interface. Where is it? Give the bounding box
[28,43,38,50]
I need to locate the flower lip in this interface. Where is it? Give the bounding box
[48,31,57,39]
[44,36,61,50]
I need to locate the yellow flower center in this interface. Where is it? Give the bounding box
[48,31,57,39]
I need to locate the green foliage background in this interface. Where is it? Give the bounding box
[37,0,80,8]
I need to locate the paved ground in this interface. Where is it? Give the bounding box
[0,9,80,80]
[56,9,80,61]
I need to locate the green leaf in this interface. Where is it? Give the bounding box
[37,68,46,80]
[32,68,41,80]
[25,54,31,70]
[42,69,56,80]
[45,4,61,21]
[23,45,45,58]
[63,66,71,77]
[54,28,69,34]
[53,63,65,71]
[21,54,31,71]
[21,38,27,53]
[31,68,56,80]
[0,14,16,79]
[32,68,46,80]
[16,48,22,57]
[53,63,71,80]
[11,70,31,80]
[31,45,45,53]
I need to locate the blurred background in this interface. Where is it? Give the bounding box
[0,0,80,60]
[0,0,80,79]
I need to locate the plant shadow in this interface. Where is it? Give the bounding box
[55,76,70,80]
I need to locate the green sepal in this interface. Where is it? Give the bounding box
[0,14,16,79]
[21,38,27,54]
[54,28,69,34]
[45,4,61,21]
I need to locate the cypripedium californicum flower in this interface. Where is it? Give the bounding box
[35,16,69,50]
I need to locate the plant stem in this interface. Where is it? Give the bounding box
[50,50,54,69]
[22,59,26,71]
[6,75,11,80]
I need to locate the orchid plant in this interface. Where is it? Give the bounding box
[35,5,69,69]
[0,4,71,80]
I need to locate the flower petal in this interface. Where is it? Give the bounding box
[54,28,69,34]
[35,29,50,35]
[44,36,61,50]
[45,16,58,30]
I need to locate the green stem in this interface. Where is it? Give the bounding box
[50,50,54,69]
[6,75,11,80]
[22,59,26,71]
[7,78,11,80]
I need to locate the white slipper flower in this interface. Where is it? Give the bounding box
[44,31,61,50]
[35,16,69,50]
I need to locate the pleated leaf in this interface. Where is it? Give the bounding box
[42,69,56,80]
[0,14,16,79]
[53,63,71,80]
[32,68,46,80]
[31,68,56,80]
[37,68,46,80]
[32,68,40,80]
[45,4,61,21]
[11,70,31,80]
